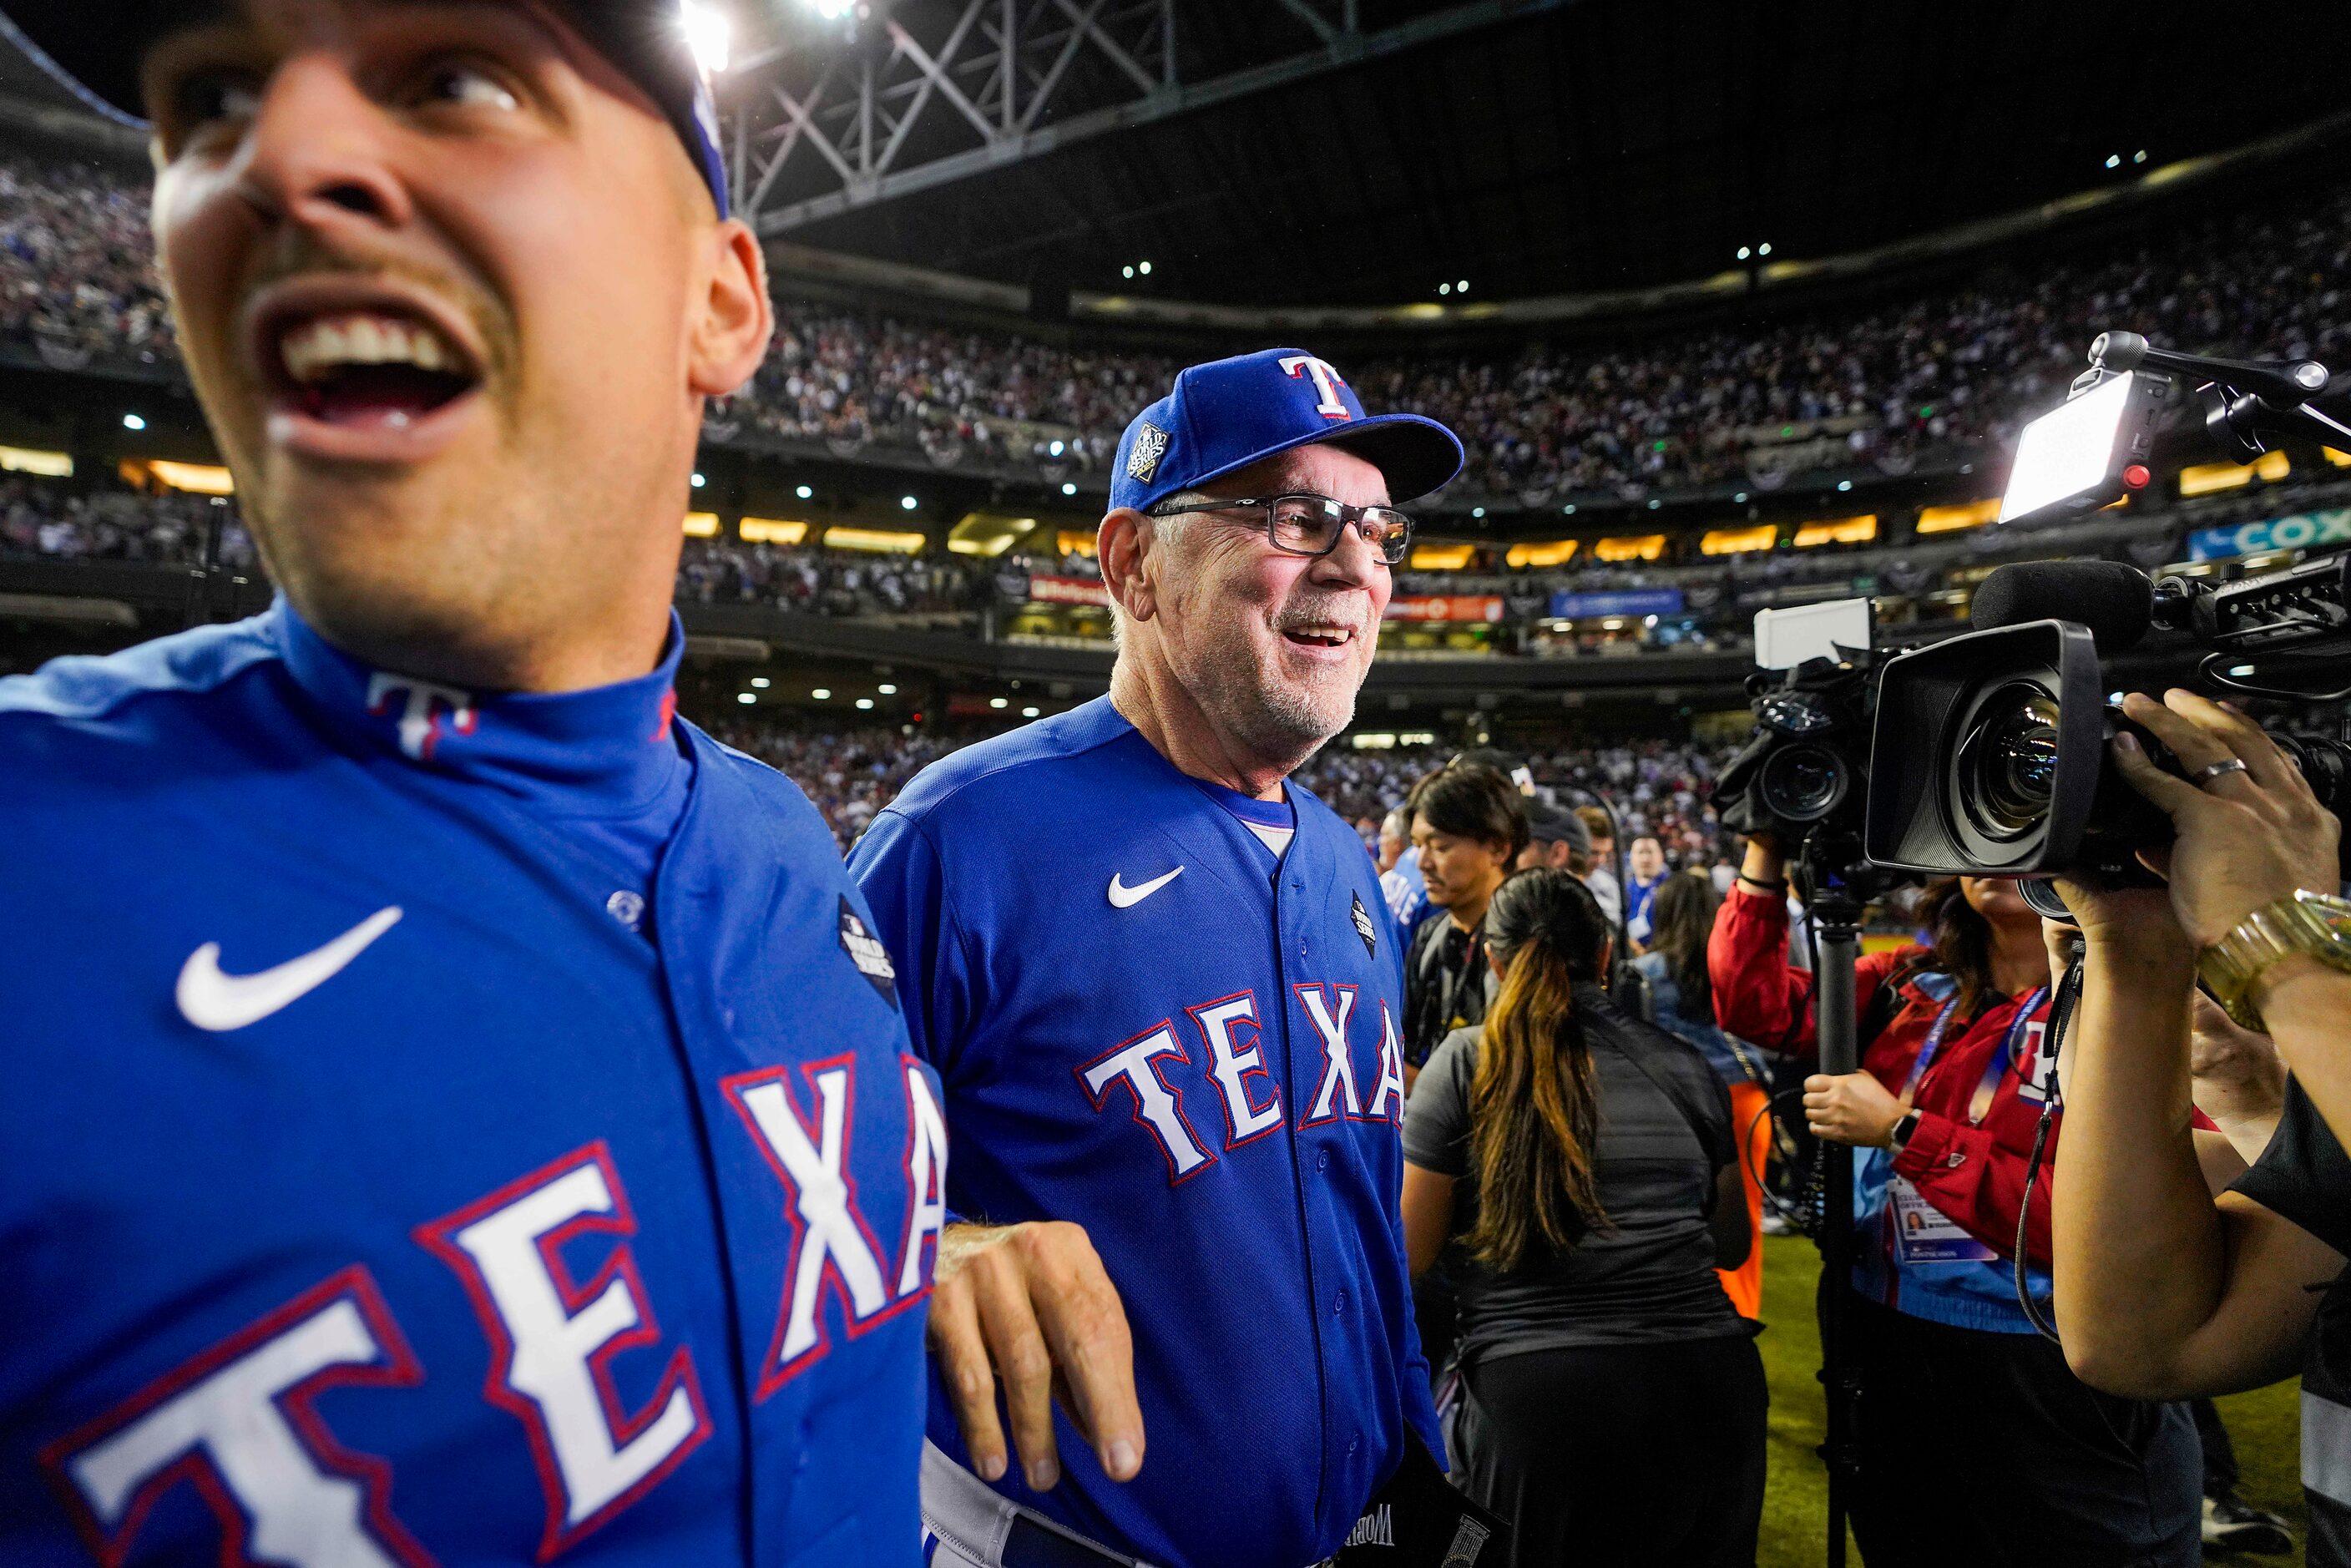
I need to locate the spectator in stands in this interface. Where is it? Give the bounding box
[1403,763,1527,1075]
[1711,837,2201,1564]
[1625,832,1669,945]
[1403,869,1761,1568]
[1633,873,1774,1321]
[1377,803,1429,935]
[1575,805,1622,923]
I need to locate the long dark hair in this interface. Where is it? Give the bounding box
[1466,869,1613,1271]
[1912,876,1998,1017]
[1647,872,1719,1017]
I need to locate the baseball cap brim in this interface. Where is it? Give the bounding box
[1180,411,1464,509]
[0,3,732,215]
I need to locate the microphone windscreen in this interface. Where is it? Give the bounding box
[1970,561,2154,653]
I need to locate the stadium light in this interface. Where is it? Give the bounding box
[812,688,831,700]
[1562,503,1576,514]
[1023,706,1040,718]
[736,691,755,704]
[856,698,874,710]
[807,0,853,19]
[1456,279,1469,292]
[900,494,918,510]
[1733,492,1748,503]
[691,472,705,488]
[1123,266,1134,280]
[796,483,812,499]
[878,683,897,695]
[2134,149,2147,164]
[1061,483,1078,496]
[1757,242,1772,256]
[1470,506,1484,518]
[2105,154,2121,169]
[1648,498,1661,509]
[1737,246,1750,260]
[680,1,730,74]
[1837,479,1853,492]
[1139,261,1152,276]
[1438,284,1451,296]
[751,676,771,688]
[122,413,144,430]
[990,697,1008,709]
[1048,440,1064,456]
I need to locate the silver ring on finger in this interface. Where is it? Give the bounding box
[2191,757,2251,789]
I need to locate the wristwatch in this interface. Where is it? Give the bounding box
[1887,1110,1923,1153]
[2199,889,2351,1031]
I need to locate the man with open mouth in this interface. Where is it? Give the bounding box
[852,350,1499,1567]
[0,3,938,1562]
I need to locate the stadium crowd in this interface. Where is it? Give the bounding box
[8,149,2351,498]
[704,710,1737,863]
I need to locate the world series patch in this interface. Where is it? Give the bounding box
[838,897,898,1009]
[1351,890,1378,959]
[1127,422,1170,482]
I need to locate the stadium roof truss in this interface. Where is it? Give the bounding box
[725,0,1566,237]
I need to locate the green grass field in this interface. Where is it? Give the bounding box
[1752,1233,2305,1565]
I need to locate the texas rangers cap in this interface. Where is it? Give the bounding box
[1111,346,1464,516]
[0,0,732,216]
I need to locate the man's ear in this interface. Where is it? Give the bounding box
[688,219,774,398]
[1100,508,1159,625]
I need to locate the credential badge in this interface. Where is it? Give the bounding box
[838,896,899,1009]
[1351,890,1378,959]
[1127,422,1170,483]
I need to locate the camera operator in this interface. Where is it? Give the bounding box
[2052,688,2351,1564]
[1711,834,2201,1565]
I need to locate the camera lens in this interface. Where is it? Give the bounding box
[1759,742,1848,823]
[1957,683,2062,842]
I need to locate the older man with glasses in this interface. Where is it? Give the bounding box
[852,349,1499,1568]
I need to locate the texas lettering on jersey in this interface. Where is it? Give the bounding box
[35,1073,946,1566]
[1078,986,1408,1186]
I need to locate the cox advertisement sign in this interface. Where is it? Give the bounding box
[1547,588,1686,620]
[2187,508,2351,563]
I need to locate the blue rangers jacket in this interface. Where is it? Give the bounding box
[850,696,1442,1568]
[0,602,943,1565]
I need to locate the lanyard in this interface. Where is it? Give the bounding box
[1900,988,2049,1125]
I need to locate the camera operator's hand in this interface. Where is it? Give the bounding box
[2188,989,2286,1156]
[1804,1070,1909,1148]
[2112,690,2341,947]
[1736,832,1787,894]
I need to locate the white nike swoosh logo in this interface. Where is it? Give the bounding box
[1106,867,1183,908]
[175,907,404,1033]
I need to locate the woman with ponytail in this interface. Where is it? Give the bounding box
[1402,870,1764,1568]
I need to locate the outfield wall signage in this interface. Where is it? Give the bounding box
[1547,588,1686,619]
[1384,595,1504,623]
[2187,508,2351,562]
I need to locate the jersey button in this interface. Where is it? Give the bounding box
[1348,1433,1363,1456]
[1315,1147,1331,1173]
[1332,1290,1347,1316]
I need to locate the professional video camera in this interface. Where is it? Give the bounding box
[1866,331,2351,903]
[1716,599,1893,903]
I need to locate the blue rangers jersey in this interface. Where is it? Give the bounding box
[0,602,943,1565]
[850,697,1441,1568]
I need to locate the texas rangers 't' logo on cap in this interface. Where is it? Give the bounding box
[1109,346,1463,518]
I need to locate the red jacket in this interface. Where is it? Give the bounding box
[1708,883,2059,1268]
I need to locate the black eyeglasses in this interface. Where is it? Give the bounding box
[1145,492,1415,565]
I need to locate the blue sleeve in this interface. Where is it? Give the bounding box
[847,807,975,1080]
